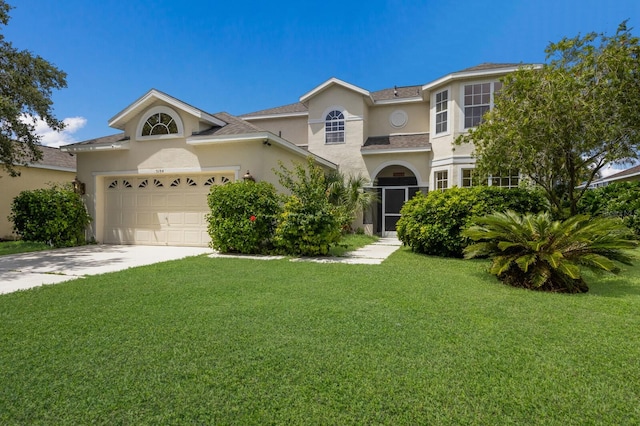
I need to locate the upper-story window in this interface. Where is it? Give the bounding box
[325,110,345,144]
[435,90,448,134]
[142,112,178,136]
[463,82,502,128]
[137,106,184,139]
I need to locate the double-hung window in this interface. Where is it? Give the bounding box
[435,90,448,134]
[463,82,502,128]
[325,110,345,143]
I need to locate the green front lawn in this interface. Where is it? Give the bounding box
[1,249,639,424]
[0,240,51,256]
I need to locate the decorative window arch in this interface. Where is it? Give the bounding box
[325,109,345,144]
[137,106,184,139]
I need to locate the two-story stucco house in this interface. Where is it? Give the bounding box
[63,63,528,246]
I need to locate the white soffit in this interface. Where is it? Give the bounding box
[421,64,543,92]
[108,89,226,130]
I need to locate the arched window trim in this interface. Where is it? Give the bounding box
[136,106,184,140]
[324,106,345,144]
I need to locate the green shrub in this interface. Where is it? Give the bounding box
[463,210,638,293]
[9,183,92,247]
[273,158,342,256]
[396,186,547,257]
[206,181,281,254]
[578,181,640,235]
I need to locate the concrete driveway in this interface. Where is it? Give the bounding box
[0,245,212,295]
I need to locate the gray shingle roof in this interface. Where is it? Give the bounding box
[604,164,640,180]
[454,63,525,73]
[9,143,76,170]
[240,102,308,118]
[361,134,431,151]
[370,85,423,101]
[62,133,128,148]
[191,112,266,136]
[37,145,76,170]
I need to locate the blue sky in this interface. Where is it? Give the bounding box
[4,0,640,147]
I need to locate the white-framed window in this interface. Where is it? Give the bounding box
[463,81,502,129]
[489,169,519,188]
[325,110,345,144]
[136,106,184,139]
[461,168,474,187]
[435,170,448,191]
[435,90,448,134]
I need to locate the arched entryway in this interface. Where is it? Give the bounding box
[366,164,427,236]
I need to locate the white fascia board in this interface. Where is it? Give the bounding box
[361,147,431,155]
[108,89,226,130]
[299,77,373,103]
[61,141,131,153]
[187,131,337,170]
[374,97,424,105]
[421,64,543,92]
[24,164,76,173]
[594,170,640,185]
[243,111,308,121]
[431,156,475,167]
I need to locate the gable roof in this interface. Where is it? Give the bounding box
[108,89,227,130]
[299,77,372,104]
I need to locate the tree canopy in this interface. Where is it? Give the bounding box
[0,1,67,176]
[456,22,640,216]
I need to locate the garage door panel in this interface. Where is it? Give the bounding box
[184,212,201,225]
[152,194,167,207]
[104,174,222,246]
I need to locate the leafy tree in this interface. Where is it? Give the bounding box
[0,1,67,176]
[463,211,637,293]
[456,22,640,216]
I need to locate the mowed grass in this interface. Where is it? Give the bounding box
[0,240,51,256]
[1,249,639,424]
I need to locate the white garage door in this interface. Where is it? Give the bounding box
[103,174,233,246]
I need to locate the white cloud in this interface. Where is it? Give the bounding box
[21,115,88,148]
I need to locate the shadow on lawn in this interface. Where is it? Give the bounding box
[587,276,640,298]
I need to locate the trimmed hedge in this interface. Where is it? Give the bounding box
[396,186,547,257]
[577,181,640,236]
[206,181,281,254]
[9,184,92,247]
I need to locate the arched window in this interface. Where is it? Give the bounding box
[142,112,178,136]
[137,106,184,139]
[325,110,345,143]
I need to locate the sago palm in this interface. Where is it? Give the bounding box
[462,210,637,293]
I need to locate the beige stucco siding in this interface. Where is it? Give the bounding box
[306,85,369,178]
[76,136,324,244]
[0,167,75,239]
[244,115,309,146]
[367,103,429,137]
[363,152,431,187]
